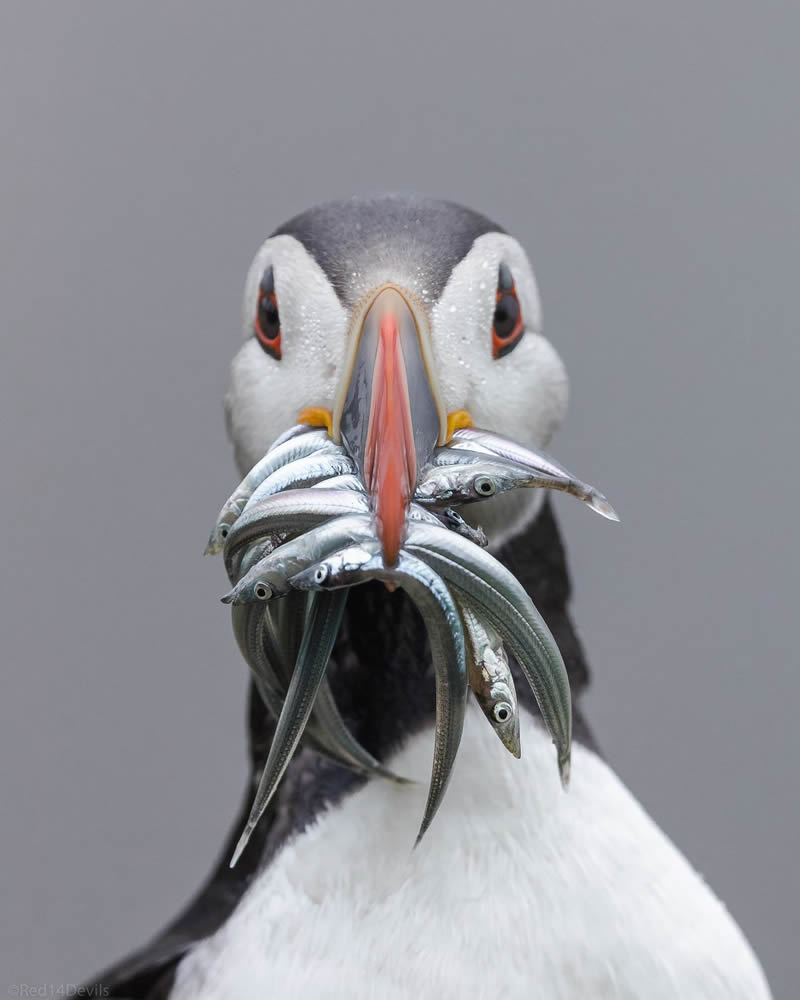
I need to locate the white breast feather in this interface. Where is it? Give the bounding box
[171,704,771,1000]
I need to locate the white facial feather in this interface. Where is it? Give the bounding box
[226,232,567,545]
[431,233,568,546]
[171,707,771,1000]
[225,236,348,474]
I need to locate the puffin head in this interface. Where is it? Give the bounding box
[225,196,568,550]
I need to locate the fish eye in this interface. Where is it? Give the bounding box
[313,565,329,585]
[474,476,496,497]
[219,525,230,539]
[254,582,270,600]
[254,266,282,361]
[492,263,524,360]
[493,702,512,723]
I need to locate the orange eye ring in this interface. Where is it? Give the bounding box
[254,267,282,361]
[491,263,524,360]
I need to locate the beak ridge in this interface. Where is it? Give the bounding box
[334,285,445,565]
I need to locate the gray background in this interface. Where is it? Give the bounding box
[1,1,797,994]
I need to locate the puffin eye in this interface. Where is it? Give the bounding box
[254,267,282,360]
[492,263,524,360]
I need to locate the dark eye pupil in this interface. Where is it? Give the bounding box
[493,294,519,340]
[258,296,280,340]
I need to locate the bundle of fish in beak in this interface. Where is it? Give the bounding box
[205,289,617,867]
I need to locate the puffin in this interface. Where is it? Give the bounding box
[84,195,772,999]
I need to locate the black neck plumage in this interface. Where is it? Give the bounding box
[84,499,594,999]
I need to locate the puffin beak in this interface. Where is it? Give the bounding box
[331,286,447,565]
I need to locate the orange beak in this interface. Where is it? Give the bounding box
[333,285,446,566]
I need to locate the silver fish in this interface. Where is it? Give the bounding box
[223,514,376,604]
[403,520,572,786]
[230,588,350,867]
[311,473,367,494]
[292,545,468,847]
[205,430,340,555]
[458,602,520,757]
[414,458,554,506]
[223,488,370,582]
[408,503,455,528]
[449,427,619,521]
[423,446,513,468]
[230,500,466,587]
[231,602,289,719]
[232,599,403,792]
[233,601,331,762]
[272,592,411,785]
[274,589,306,664]
[268,422,318,450]
[233,598,397,781]
[233,598,377,779]
[290,541,380,589]
[433,507,488,547]
[245,452,357,509]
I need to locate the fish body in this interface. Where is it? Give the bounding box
[425,446,518,468]
[231,602,289,718]
[223,488,370,581]
[206,430,340,554]
[403,520,572,784]
[432,507,488,547]
[267,422,318,451]
[230,588,350,867]
[414,458,548,506]
[459,602,520,757]
[310,474,366,493]
[231,502,445,594]
[273,592,410,784]
[450,430,570,475]
[232,601,355,774]
[291,545,468,846]
[246,452,356,509]
[225,514,377,604]
[449,427,618,521]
